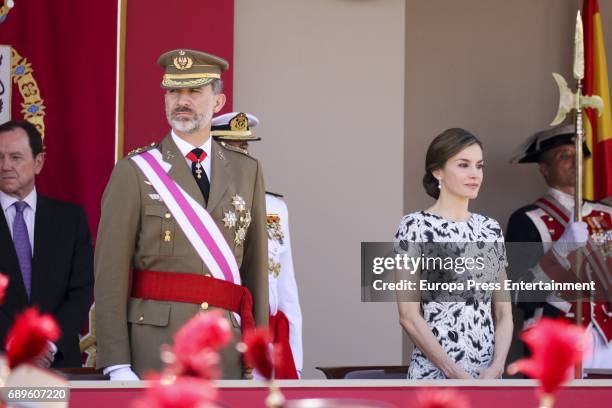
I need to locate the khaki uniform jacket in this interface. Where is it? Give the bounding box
[94,135,268,378]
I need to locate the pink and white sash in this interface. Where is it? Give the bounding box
[131,149,241,285]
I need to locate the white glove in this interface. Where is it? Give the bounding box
[552,221,589,259]
[105,365,140,381]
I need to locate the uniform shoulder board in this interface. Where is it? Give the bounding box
[266,191,284,198]
[127,142,159,157]
[218,141,256,159]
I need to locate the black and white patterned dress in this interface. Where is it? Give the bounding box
[394,211,507,379]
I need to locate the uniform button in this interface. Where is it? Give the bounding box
[164,212,172,219]
[205,273,212,277]
[138,315,144,322]
[201,302,209,310]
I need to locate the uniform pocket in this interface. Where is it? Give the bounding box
[127,298,171,327]
[142,205,175,256]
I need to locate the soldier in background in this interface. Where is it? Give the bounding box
[506,124,612,373]
[212,112,303,378]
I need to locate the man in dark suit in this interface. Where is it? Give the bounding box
[0,120,94,368]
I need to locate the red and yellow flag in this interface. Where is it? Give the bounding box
[583,0,612,200]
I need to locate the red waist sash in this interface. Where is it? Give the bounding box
[131,269,255,334]
[269,310,298,379]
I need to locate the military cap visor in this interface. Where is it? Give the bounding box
[157,49,229,89]
[510,124,591,164]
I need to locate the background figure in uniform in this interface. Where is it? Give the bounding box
[506,124,612,372]
[0,120,94,368]
[212,112,303,379]
[94,50,268,380]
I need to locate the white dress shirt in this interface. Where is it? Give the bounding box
[171,131,212,182]
[547,187,594,216]
[0,188,37,254]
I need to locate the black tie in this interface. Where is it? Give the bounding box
[187,148,210,203]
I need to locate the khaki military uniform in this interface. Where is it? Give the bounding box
[94,135,268,378]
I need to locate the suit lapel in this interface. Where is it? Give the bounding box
[31,196,54,303]
[0,203,28,308]
[207,140,231,212]
[161,135,206,207]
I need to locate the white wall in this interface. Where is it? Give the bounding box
[234,0,406,379]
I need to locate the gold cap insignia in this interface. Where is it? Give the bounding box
[229,113,249,132]
[173,50,193,71]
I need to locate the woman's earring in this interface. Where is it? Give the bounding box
[437,179,441,189]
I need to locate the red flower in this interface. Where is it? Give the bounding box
[508,318,590,395]
[132,376,217,408]
[416,389,470,408]
[168,311,232,379]
[5,308,61,368]
[0,274,9,304]
[242,328,273,380]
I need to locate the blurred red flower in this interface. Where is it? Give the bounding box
[5,307,60,368]
[0,274,9,304]
[132,376,218,408]
[168,311,232,379]
[416,388,470,408]
[508,318,590,395]
[242,327,273,380]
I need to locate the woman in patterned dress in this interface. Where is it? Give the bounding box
[396,128,513,379]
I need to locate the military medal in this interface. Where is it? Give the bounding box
[268,257,281,278]
[266,213,284,244]
[186,149,206,179]
[222,195,250,246]
[240,211,252,229]
[222,211,238,228]
[235,227,247,246]
[232,194,246,212]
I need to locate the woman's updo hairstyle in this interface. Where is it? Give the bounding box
[423,128,483,199]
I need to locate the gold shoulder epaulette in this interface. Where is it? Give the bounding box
[218,141,253,158]
[127,142,159,157]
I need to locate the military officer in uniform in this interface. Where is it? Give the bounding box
[506,124,612,372]
[212,112,303,378]
[94,50,268,380]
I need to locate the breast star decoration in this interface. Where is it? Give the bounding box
[268,256,281,278]
[222,194,251,246]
